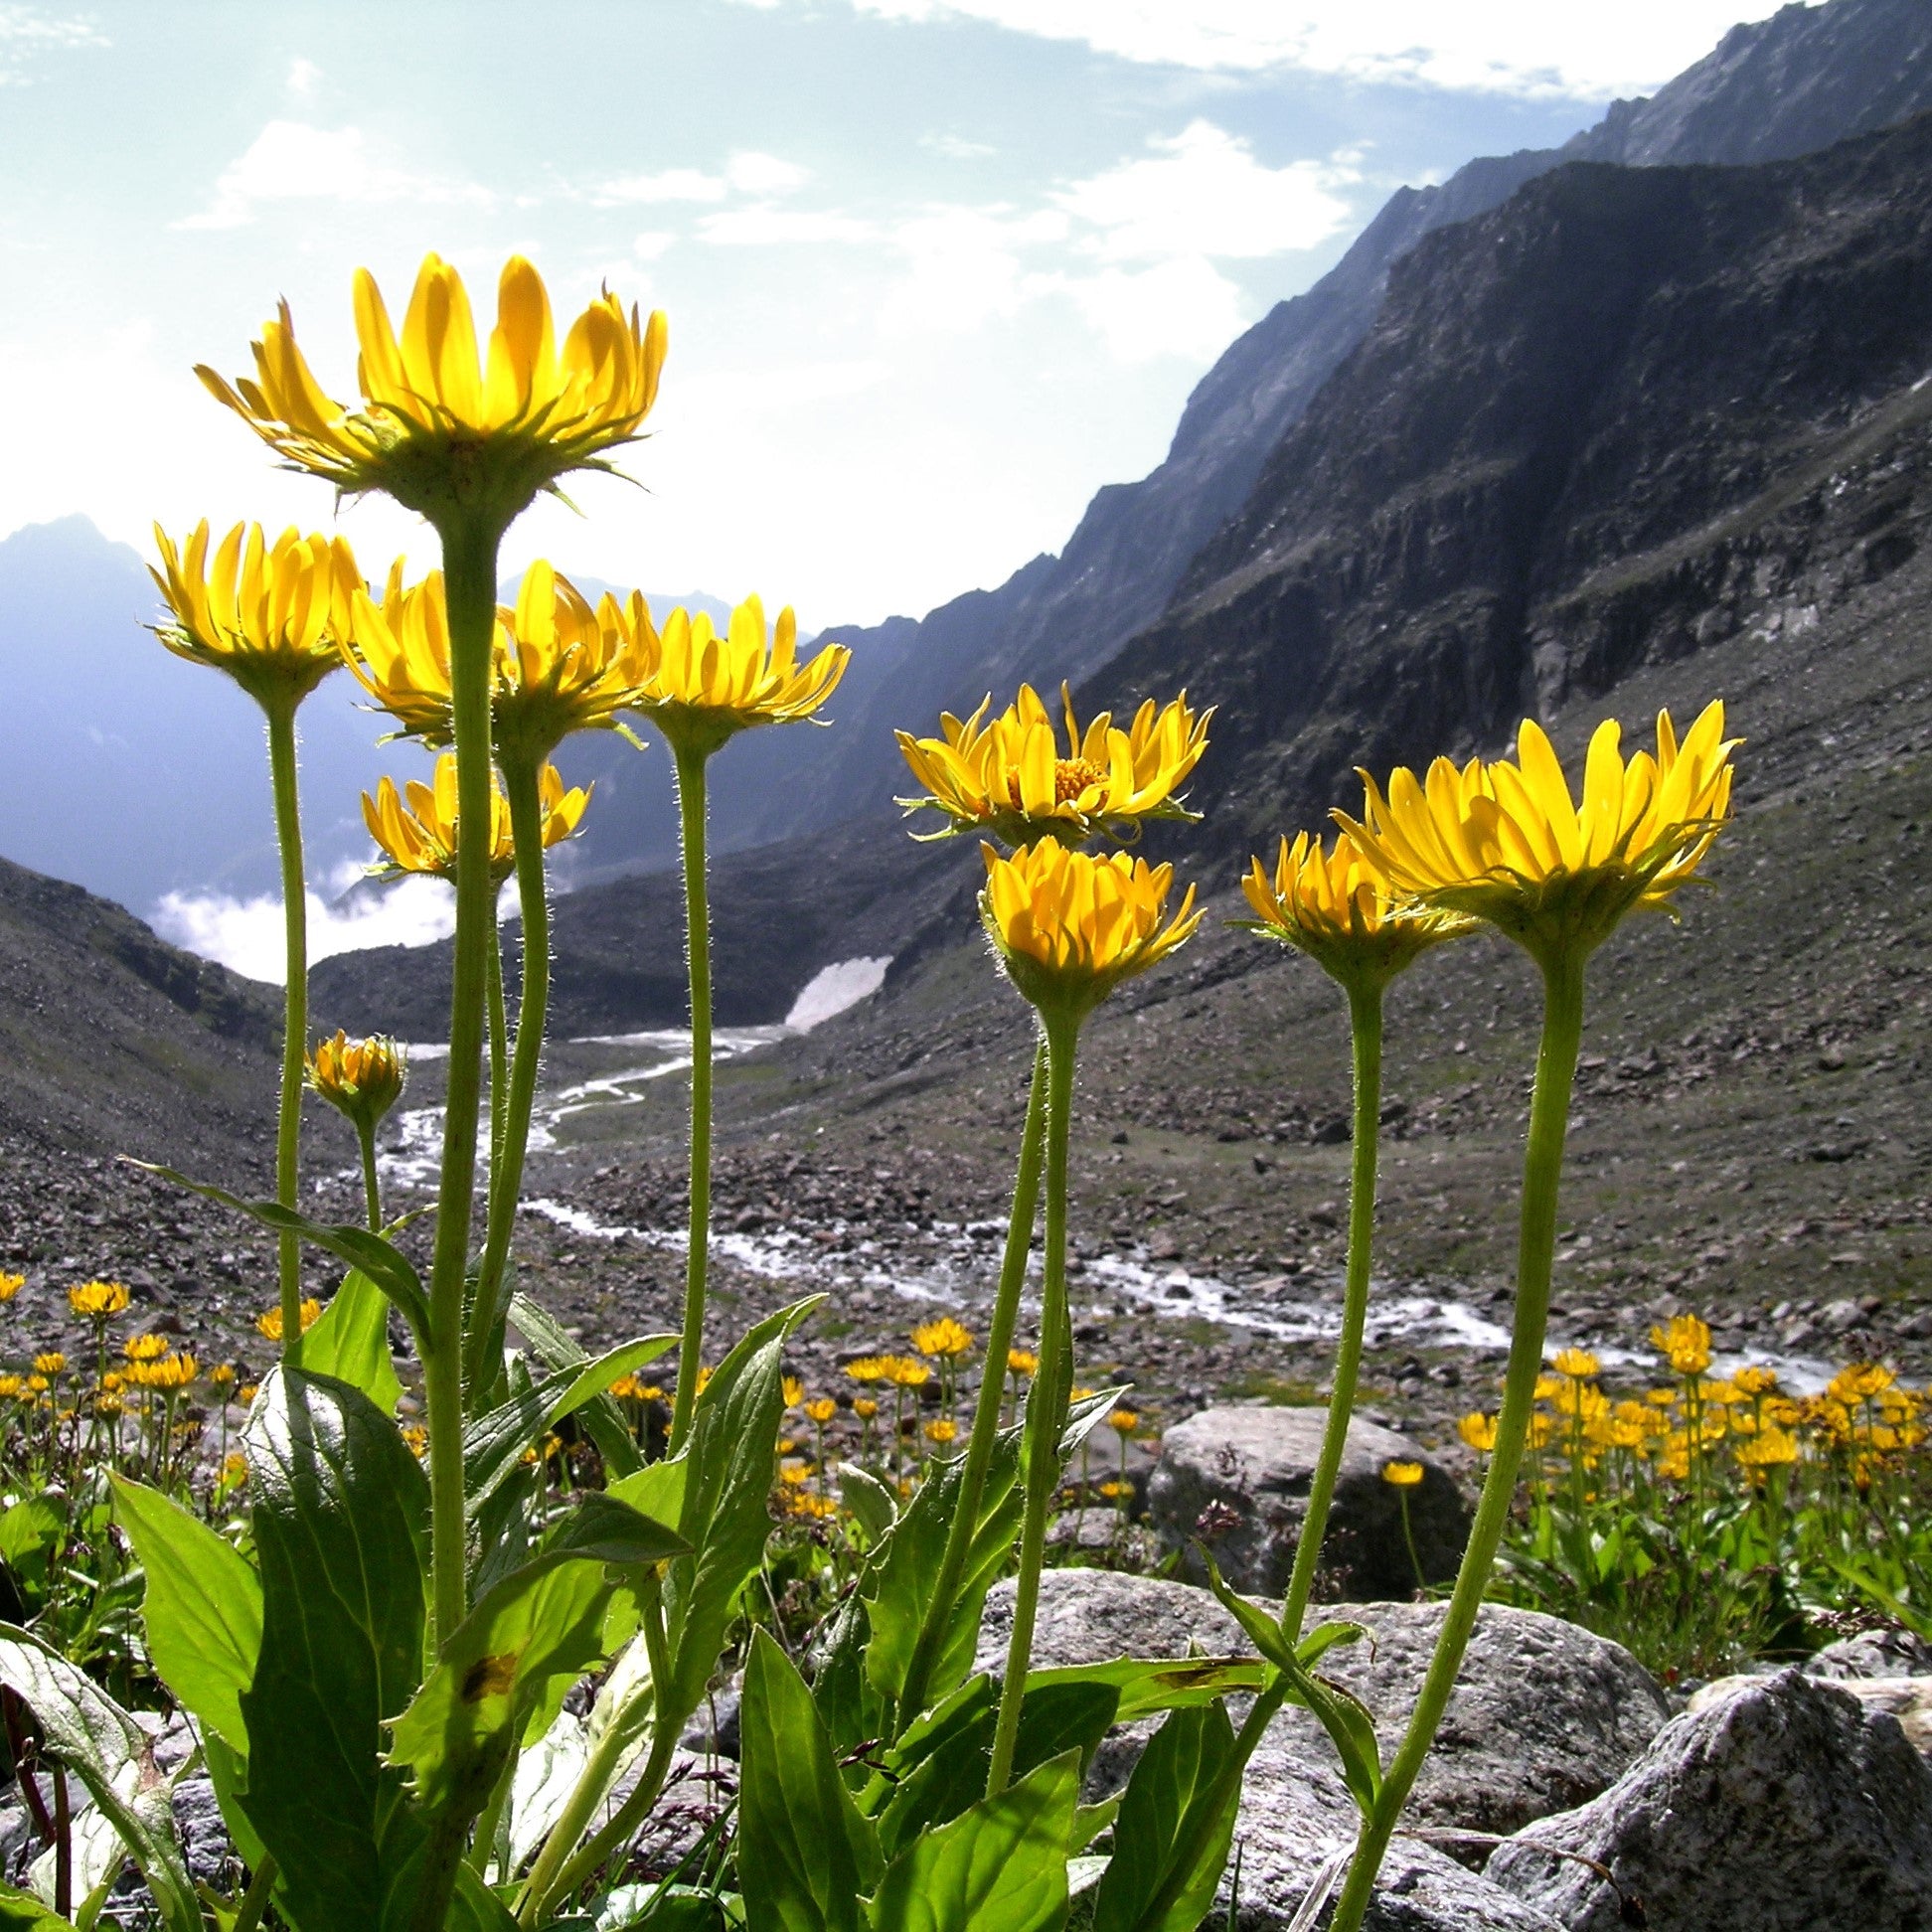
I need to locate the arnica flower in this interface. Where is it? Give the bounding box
[136,1353,198,1392]
[1381,1460,1424,1488]
[68,1280,129,1320]
[896,684,1210,846]
[980,841,1202,1020]
[1335,704,1738,964]
[1458,1411,1499,1453]
[150,522,361,711]
[1733,1365,1780,1397]
[305,1031,406,1133]
[912,1317,974,1360]
[1008,1349,1039,1377]
[844,1357,889,1385]
[924,1418,959,1447]
[1240,830,1473,986]
[32,1353,66,1377]
[364,753,589,886]
[853,1397,880,1421]
[210,1364,237,1391]
[256,1298,322,1343]
[1652,1313,1713,1377]
[625,595,851,761]
[1107,1407,1140,1437]
[883,1358,930,1389]
[1736,1425,1800,1471]
[804,1396,837,1425]
[1829,1363,1896,1407]
[1550,1347,1600,1380]
[123,1334,168,1364]
[782,1375,806,1409]
[195,253,668,522]
[0,1271,24,1302]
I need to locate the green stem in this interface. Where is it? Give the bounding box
[1282,977,1383,1639]
[468,753,553,1397]
[230,1852,277,1932]
[488,904,510,1181]
[1328,946,1586,1932]
[668,743,713,1452]
[896,1034,1048,1730]
[357,1121,383,1235]
[264,695,308,1368]
[422,510,505,1653]
[987,1009,1077,1798]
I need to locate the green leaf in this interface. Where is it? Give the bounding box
[239,1368,430,1932]
[1058,1386,1134,1463]
[447,1864,524,1932]
[0,1498,63,1565]
[1294,1621,1368,1673]
[0,1880,73,1930]
[389,1497,687,1817]
[661,1296,822,1726]
[0,1625,200,1932]
[810,1594,881,1764]
[509,1293,648,1481]
[1201,1563,1381,1817]
[135,1164,430,1340]
[111,1477,260,1755]
[303,1269,404,1416]
[1091,1702,1237,1932]
[1023,1658,1266,1725]
[464,1335,677,1518]
[837,1465,898,1543]
[738,1629,883,1932]
[864,1432,1024,1712]
[868,1750,1080,1932]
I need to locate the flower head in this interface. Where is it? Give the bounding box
[123,1333,168,1364]
[1336,704,1739,964]
[627,595,849,760]
[923,1417,959,1447]
[881,1357,929,1389]
[911,1316,974,1360]
[305,1031,406,1133]
[68,1280,129,1321]
[1651,1313,1712,1378]
[1732,1365,1780,1397]
[1550,1348,1600,1380]
[980,841,1202,1019]
[1380,1459,1424,1488]
[1735,1425,1799,1472]
[151,522,361,711]
[1458,1411,1499,1453]
[782,1375,806,1409]
[1241,830,1472,988]
[196,253,668,523]
[256,1299,322,1343]
[363,752,588,886]
[0,1272,21,1302]
[854,1397,880,1421]
[804,1396,837,1425]
[1008,1349,1039,1377]
[134,1353,198,1392]
[896,684,1210,847]
[33,1352,66,1377]
[844,1357,889,1384]
[1107,1407,1140,1437]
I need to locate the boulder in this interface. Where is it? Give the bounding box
[1487,1668,1932,1931]
[1147,1406,1468,1599]
[1805,1627,1932,1680]
[1692,1671,1932,1763]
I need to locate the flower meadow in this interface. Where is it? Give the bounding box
[0,251,1778,1932]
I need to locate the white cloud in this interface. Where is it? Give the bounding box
[595,150,808,206]
[840,0,1785,99]
[1040,254,1249,363]
[698,206,876,246]
[920,132,996,161]
[0,5,106,83]
[174,120,494,231]
[285,55,321,97]
[1055,119,1355,261]
[632,230,676,260]
[726,150,809,195]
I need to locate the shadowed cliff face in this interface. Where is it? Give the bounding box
[1100,115,1932,857]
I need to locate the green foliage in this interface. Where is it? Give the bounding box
[1091,1703,1237,1932]
[0,1880,75,1931]
[302,1268,406,1414]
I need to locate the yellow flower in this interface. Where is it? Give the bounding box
[305,1031,406,1131]
[1241,830,1473,985]
[221,1451,249,1487]
[1008,1349,1039,1377]
[141,1353,199,1392]
[804,1396,838,1425]
[980,840,1202,1018]
[1458,1411,1499,1453]
[0,1375,22,1398]
[1107,1407,1140,1436]
[150,521,362,711]
[911,1317,974,1360]
[0,1272,24,1302]
[1736,1425,1799,1470]
[609,1373,643,1399]
[1380,1460,1424,1488]
[68,1280,130,1321]
[1651,1313,1712,1378]
[896,684,1210,846]
[402,1424,429,1459]
[341,562,458,741]
[32,1352,66,1376]
[1550,1348,1600,1380]
[1732,1365,1779,1396]
[882,1357,930,1388]
[782,1375,806,1408]
[364,752,588,887]
[1829,1363,1896,1407]
[778,1459,812,1487]
[1098,1478,1133,1500]
[210,1364,238,1390]
[256,1299,322,1343]
[626,595,850,760]
[238,1383,259,1406]
[1336,704,1739,963]
[844,1357,889,1384]
[923,1418,959,1446]
[123,1334,168,1364]
[854,1398,880,1421]
[196,253,668,518]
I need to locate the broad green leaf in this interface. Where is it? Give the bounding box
[810,1593,880,1764]
[608,1457,688,1529]
[1024,1658,1266,1725]
[464,1335,676,1517]
[1295,1621,1368,1672]
[0,1879,72,1930]
[136,1164,430,1340]
[1091,1702,1237,1932]
[0,1498,63,1564]
[0,1626,200,1932]
[661,1296,822,1725]
[868,1750,1080,1932]
[303,1269,404,1415]
[389,1498,686,1817]
[203,1731,268,1871]
[738,1630,882,1932]
[447,1860,523,1932]
[240,1368,429,1932]
[863,1432,1023,1711]
[1058,1385,1134,1462]
[837,1465,898,1543]
[111,1477,260,1755]
[509,1293,648,1480]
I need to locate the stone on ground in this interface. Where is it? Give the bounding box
[1146,1405,1468,1599]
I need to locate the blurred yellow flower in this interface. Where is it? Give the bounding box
[1550,1348,1600,1379]
[778,1459,812,1487]
[896,684,1209,846]
[782,1375,806,1408]
[123,1334,168,1364]
[924,1418,959,1446]
[135,1353,198,1392]
[1107,1407,1140,1436]
[1830,1363,1896,1407]
[1458,1411,1499,1453]
[0,1375,23,1398]
[1735,1425,1799,1471]
[912,1317,974,1359]
[1337,703,1738,961]
[221,1451,249,1487]
[1381,1460,1424,1488]
[882,1357,930,1388]
[804,1396,838,1425]
[980,840,1202,1018]
[1733,1365,1780,1397]
[845,1357,890,1384]
[1652,1313,1712,1378]
[402,1424,429,1459]
[210,1364,238,1390]
[196,252,668,516]
[364,752,588,886]
[32,1352,65,1376]
[257,1299,322,1343]
[853,1397,880,1421]
[305,1031,405,1130]
[0,1272,23,1302]
[68,1280,129,1321]
[1008,1350,1039,1377]
[150,521,361,710]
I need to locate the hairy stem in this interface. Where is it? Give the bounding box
[896,1034,1048,1730]
[1329,947,1586,1932]
[264,694,309,1367]
[1282,977,1384,1638]
[987,1009,1077,1797]
[488,907,510,1181]
[668,742,713,1451]
[358,1121,383,1235]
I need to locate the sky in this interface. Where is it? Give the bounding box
[0,0,1792,631]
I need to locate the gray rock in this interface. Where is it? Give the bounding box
[1487,1668,1932,1931]
[1693,1671,1932,1764]
[974,1569,1252,1681]
[1147,1407,1469,1600]
[1805,1627,1932,1681]
[169,1777,238,1890]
